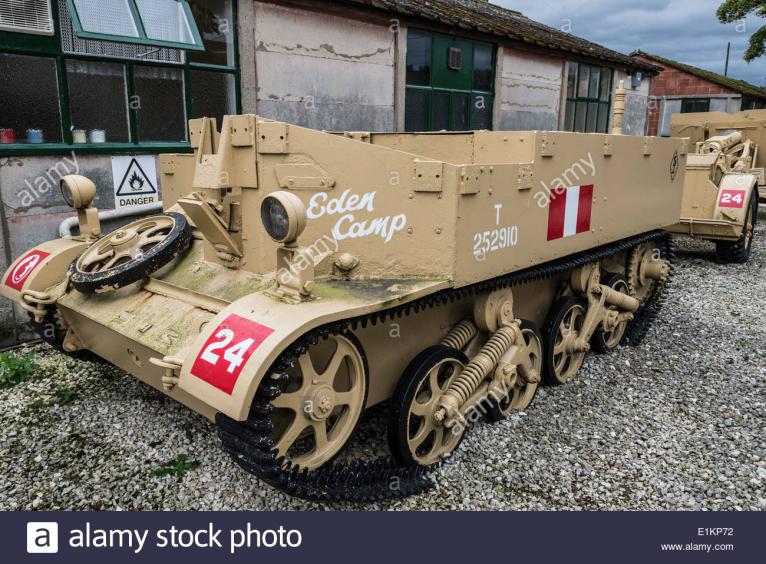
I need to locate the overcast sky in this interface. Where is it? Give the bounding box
[495,0,765,86]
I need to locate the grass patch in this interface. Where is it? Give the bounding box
[0,351,39,387]
[153,454,200,478]
[21,385,80,416]
[54,386,79,406]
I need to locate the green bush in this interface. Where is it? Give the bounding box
[0,351,39,387]
[153,454,200,478]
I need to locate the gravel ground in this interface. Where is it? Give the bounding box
[1,214,764,511]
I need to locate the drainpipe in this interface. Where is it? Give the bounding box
[58,201,164,238]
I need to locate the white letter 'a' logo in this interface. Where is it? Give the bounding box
[27,522,59,554]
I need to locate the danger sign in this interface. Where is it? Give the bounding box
[111,156,159,211]
[5,250,49,292]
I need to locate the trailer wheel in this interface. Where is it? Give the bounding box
[592,274,631,353]
[543,297,588,386]
[69,212,191,294]
[388,345,467,466]
[485,319,543,420]
[715,192,757,264]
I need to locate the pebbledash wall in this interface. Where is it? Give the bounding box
[0,0,653,346]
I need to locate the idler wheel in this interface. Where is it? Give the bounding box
[270,333,368,470]
[543,296,588,386]
[69,212,191,294]
[388,345,468,466]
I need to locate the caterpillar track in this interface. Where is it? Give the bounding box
[215,230,673,503]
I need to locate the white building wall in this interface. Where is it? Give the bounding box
[612,69,652,136]
[495,47,564,131]
[252,2,397,131]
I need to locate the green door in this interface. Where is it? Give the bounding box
[405,30,495,132]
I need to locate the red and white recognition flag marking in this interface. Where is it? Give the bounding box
[547,185,594,241]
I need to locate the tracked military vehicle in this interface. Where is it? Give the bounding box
[668,110,763,263]
[1,111,685,501]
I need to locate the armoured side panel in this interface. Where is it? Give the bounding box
[453,132,685,287]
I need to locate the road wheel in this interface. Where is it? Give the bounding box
[485,320,544,420]
[270,333,368,470]
[69,212,192,294]
[592,274,631,353]
[388,345,468,466]
[715,192,757,264]
[543,297,588,386]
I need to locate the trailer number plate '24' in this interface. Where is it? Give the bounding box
[718,189,746,209]
[191,315,274,395]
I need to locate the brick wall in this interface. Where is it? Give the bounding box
[633,55,738,136]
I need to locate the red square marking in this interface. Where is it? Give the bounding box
[190,314,274,395]
[718,190,746,209]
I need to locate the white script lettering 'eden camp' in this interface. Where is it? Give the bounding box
[306,189,407,244]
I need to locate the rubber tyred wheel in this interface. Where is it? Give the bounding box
[715,191,757,264]
[388,345,468,467]
[543,296,588,386]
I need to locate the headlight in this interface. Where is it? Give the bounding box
[60,175,96,210]
[260,191,307,244]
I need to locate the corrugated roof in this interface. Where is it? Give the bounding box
[633,50,766,100]
[337,0,659,73]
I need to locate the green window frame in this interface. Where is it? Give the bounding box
[0,0,240,156]
[680,98,711,114]
[405,29,495,132]
[564,62,613,134]
[66,0,204,51]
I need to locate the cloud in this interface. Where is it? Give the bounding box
[495,0,765,86]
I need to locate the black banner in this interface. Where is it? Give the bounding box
[10,511,765,563]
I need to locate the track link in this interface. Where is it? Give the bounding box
[216,230,673,502]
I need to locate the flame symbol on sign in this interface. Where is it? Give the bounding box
[128,171,145,191]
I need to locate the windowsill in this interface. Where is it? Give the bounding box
[0,142,193,157]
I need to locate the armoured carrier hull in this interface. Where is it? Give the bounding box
[1,116,685,500]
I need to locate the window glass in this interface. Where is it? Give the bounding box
[406,32,431,86]
[71,0,139,37]
[588,67,600,99]
[586,102,599,132]
[575,101,587,132]
[566,62,612,133]
[66,60,129,142]
[473,44,493,91]
[597,104,609,133]
[681,98,711,113]
[564,100,575,132]
[566,63,577,98]
[452,94,469,130]
[432,92,450,131]
[405,89,429,131]
[600,69,612,101]
[577,65,590,98]
[134,66,186,142]
[472,94,491,129]
[190,69,235,126]
[188,0,234,66]
[134,0,195,45]
[0,53,62,143]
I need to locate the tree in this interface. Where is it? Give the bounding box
[717,1,766,61]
